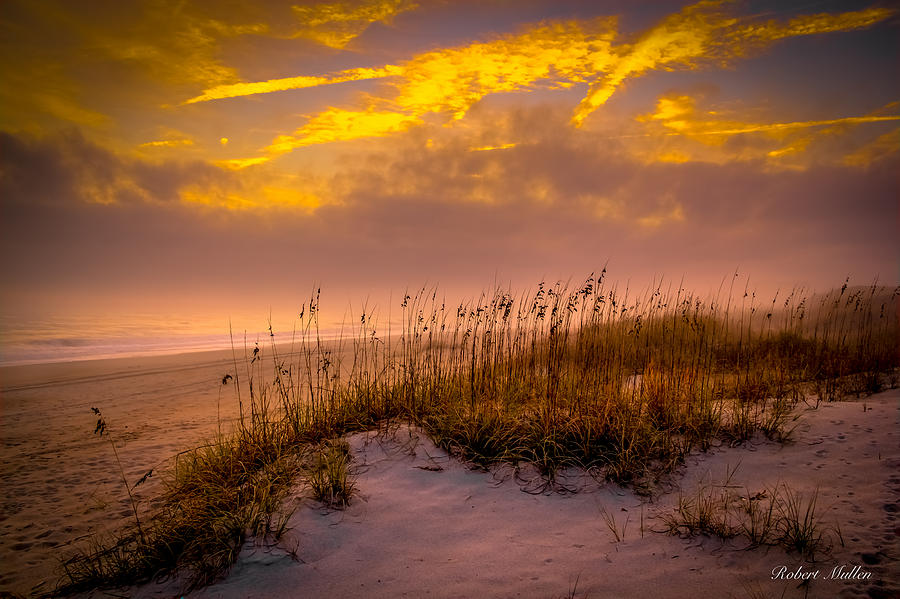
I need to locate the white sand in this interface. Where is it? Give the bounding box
[1,350,897,598]
[145,393,897,599]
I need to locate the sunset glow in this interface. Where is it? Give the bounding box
[1,0,897,360]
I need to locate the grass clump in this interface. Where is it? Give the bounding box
[59,423,302,593]
[663,471,839,561]
[306,439,355,508]
[776,485,834,559]
[662,467,742,540]
[598,504,630,543]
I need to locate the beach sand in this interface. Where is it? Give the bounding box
[0,349,244,596]
[1,350,898,598]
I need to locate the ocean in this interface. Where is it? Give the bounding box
[0,312,306,366]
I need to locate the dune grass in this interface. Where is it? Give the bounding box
[662,473,840,561]
[56,274,899,594]
[306,438,355,508]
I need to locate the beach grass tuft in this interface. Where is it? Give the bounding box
[663,474,840,561]
[306,438,355,508]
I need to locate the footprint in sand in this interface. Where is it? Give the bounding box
[859,551,887,566]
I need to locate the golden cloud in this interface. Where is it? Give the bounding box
[636,94,900,165]
[185,17,617,109]
[183,66,403,104]
[646,95,898,139]
[93,12,268,88]
[292,0,419,48]
[218,17,617,163]
[470,143,517,152]
[731,6,893,44]
[193,2,893,165]
[181,184,325,212]
[572,1,723,127]
[216,156,274,170]
[265,107,421,155]
[572,4,894,126]
[34,92,109,128]
[139,138,195,149]
[392,18,618,119]
[189,2,892,119]
[843,128,900,167]
[672,116,900,138]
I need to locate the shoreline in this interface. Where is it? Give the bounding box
[0,344,234,371]
[0,324,359,371]
[0,337,358,392]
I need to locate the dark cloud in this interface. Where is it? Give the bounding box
[0,130,226,208]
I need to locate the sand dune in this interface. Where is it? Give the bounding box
[146,393,896,598]
[1,350,897,598]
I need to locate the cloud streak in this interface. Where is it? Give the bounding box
[291,0,419,48]
[842,128,900,167]
[139,138,195,148]
[644,95,900,139]
[183,65,403,104]
[632,94,900,165]
[675,115,900,137]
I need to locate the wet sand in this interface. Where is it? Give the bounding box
[0,348,244,596]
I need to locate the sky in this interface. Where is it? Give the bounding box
[1,0,898,351]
